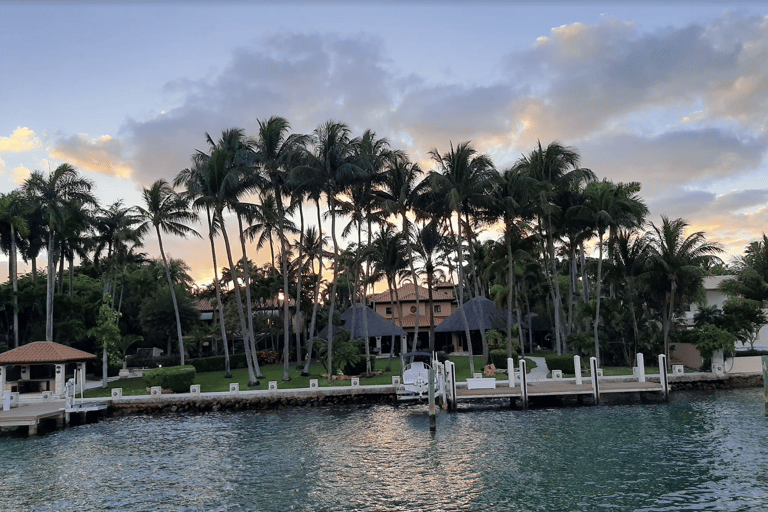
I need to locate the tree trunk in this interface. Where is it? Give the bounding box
[46,232,55,342]
[236,214,264,380]
[207,208,231,377]
[156,226,185,366]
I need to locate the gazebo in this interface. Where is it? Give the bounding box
[0,342,96,399]
[435,297,507,352]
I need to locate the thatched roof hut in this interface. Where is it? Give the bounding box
[434,297,507,333]
[317,304,406,340]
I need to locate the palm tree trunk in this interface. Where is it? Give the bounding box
[156,226,186,365]
[46,232,56,342]
[302,200,325,376]
[219,211,259,385]
[403,213,420,352]
[11,226,19,348]
[274,191,292,382]
[236,214,264,380]
[455,213,476,375]
[594,232,604,364]
[206,208,231,377]
[506,236,515,359]
[295,205,305,366]
[326,196,340,381]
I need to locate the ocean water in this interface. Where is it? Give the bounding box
[2,388,767,511]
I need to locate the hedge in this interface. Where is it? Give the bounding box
[143,365,197,393]
[489,349,519,370]
[544,354,577,374]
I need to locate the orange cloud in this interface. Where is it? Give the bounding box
[0,127,41,153]
[50,134,132,179]
[12,166,31,184]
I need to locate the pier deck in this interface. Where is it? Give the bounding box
[455,379,665,401]
[0,402,65,430]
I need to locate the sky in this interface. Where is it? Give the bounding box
[1,1,768,284]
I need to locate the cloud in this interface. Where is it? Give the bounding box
[503,13,768,145]
[0,156,5,174]
[50,134,132,179]
[12,166,31,185]
[580,128,768,196]
[0,127,41,153]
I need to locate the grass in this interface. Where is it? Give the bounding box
[84,355,541,398]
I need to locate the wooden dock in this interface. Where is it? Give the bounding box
[0,402,66,435]
[456,379,665,403]
[0,400,108,436]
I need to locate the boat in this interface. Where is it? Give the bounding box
[397,352,438,401]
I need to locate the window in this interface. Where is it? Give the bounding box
[410,306,417,313]
[386,307,392,315]
[434,305,442,313]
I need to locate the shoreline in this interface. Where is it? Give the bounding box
[104,372,765,416]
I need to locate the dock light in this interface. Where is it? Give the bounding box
[158,365,162,368]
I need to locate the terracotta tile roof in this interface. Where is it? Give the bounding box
[0,342,97,365]
[370,283,454,303]
[194,298,214,311]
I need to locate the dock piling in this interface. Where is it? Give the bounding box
[519,358,528,409]
[428,368,436,431]
[590,357,600,405]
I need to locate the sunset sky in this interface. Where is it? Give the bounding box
[2,1,767,283]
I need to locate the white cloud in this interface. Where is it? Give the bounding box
[0,127,41,153]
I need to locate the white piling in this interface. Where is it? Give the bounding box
[574,355,582,385]
[636,353,646,383]
[508,358,516,387]
[659,354,669,400]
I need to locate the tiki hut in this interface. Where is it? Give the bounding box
[434,297,507,353]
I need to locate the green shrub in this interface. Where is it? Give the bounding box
[545,354,577,374]
[143,365,196,393]
[489,349,518,370]
[256,350,280,365]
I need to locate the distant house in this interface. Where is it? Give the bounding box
[368,281,458,350]
[686,275,768,349]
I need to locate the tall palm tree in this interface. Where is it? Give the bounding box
[193,129,264,384]
[378,152,427,352]
[0,191,30,347]
[137,179,200,365]
[413,221,448,353]
[295,120,365,380]
[578,179,647,363]
[512,141,595,354]
[428,142,497,372]
[645,216,722,362]
[718,235,768,305]
[250,115,310,381]
[175,158,234,378]
[23,164,97,342]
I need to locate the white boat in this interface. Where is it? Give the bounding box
[397,352,438,400]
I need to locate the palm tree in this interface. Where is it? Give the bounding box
[295,120,365,380]
[23,164,97,342]
[428,141,497,373]
[645,216,722,362]
[137,179,200,365]
[176,157,235,378]
[378,152,427,352]
[368,225,409,369]
[512,141,595,354]
[193,129,264,385]
[413,221,448,352]
[578,179,647,363]
[718,235,768,305]
[250,115,310,381]
[0,191,30,347]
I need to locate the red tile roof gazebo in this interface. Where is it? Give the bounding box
[0,342,96,365]
[0,342,96,398]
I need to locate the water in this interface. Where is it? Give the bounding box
[2,389,768,511]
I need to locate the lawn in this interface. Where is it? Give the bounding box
[84,355,537,398]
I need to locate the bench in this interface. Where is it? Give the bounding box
[466,377,496,390]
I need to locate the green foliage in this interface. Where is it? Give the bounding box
[314,329,364,375]
[139,285,199,349]
[87,295,123,366]
[489,349,518,369]
[143,365,197,393]
[692,324,736,364]
[545,354,578,374]
[721,298,768,350]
